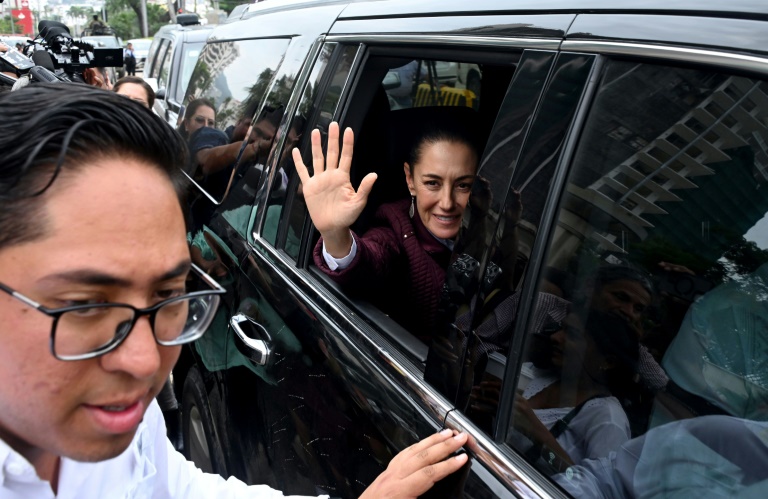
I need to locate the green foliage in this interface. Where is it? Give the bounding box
[0,16,21,34]
[108,11,138,39]
[105,0,168,39]
[69,6,97,20]
[147,5,169,37]
[218,0,251,15]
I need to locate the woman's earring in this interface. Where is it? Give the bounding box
[409,196,415,218]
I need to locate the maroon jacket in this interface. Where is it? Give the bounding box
[313,199,452,338]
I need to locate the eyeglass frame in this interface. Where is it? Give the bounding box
[0,263,226,361]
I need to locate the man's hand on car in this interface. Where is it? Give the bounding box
[360,430,469,498]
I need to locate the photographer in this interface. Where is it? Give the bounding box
[1,20,120,90]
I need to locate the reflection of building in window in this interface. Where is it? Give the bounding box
[556,76,768,260]
[199,41,239,79]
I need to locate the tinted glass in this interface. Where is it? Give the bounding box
[506,59,768,496]
[430,51,595,425]
[264,44,359,258]
[157,40,173,90]
[180,38,291,209]
[149,39,169,79]
[175,41,204,102]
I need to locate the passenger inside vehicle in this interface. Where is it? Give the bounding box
[556,265,768,496]
[511,309,639,467]
[294,117,481,340]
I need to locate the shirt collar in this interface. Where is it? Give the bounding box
[0,435,42,489]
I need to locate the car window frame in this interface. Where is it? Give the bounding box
[147,38,170,80]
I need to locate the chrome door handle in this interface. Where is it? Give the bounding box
[230,313,271,366]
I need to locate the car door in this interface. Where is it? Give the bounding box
[446,9,768,499]
[176,32,297,480]
[235,12,582,497]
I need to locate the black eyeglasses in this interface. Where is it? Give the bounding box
[0,264,225,361]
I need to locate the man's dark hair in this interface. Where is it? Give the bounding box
[114,75,156,108]
[0,83,188,250]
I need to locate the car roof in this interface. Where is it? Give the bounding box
[241,0,369,18]
[337,0,768,19]
[154,23,215,42]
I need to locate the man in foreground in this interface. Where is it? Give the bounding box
[0,84,468,498]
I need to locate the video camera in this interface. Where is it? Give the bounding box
[0,20,122,86]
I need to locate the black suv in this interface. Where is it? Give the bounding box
[175,0,768,497]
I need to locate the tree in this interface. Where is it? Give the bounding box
[0,15,21,34]
[69,6,96,21]
[105,0,168,39]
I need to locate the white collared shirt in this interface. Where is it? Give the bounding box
[0,400,325,499]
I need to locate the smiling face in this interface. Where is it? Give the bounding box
[0,156,189,472]
[404,140,477,240]
[115,82,151,108]
[185,105,215,136]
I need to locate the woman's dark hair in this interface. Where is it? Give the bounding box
[406,119,480,173]
[0,83,188,250]
[114,76,156,108]
[179,98,216,139]
[581,308,640,398]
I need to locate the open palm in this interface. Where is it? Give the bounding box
[293,122,377,240]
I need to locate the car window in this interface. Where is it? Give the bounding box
[287,44,520,365]
[175,41,205,103]
[422,50,596,411]
[148,39,169,79]
[385,59,481,110]
[181,38,291,232]
[262,43,359,258]
[156,40,174,90]
[495,58,768,495]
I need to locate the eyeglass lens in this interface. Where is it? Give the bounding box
[53,295,216,358]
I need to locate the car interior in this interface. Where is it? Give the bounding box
[299,48,518,366]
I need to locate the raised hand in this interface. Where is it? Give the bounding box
[293,122,377,257]
[360,430,469,499]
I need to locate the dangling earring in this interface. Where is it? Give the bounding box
[409,195,415,218]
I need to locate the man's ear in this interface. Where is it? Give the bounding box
[403,162,414,195]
